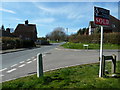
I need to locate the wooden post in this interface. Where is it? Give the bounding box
[102,55,105,76]
[112,54,116,73]
[37,53,43,78]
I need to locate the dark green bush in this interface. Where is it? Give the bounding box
[22,40,36,48]
[1,37,36,50]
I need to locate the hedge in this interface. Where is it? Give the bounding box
[1,37,36,50]
[69,33,120,44]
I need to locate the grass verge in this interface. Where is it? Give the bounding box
[61,42,119,49]
[2,61,120,89]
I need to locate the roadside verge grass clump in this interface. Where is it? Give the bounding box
[61,42,119,49]
[2,61,120,89]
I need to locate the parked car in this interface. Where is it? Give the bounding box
[35,40,50,45]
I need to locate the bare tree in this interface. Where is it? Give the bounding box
[46,27,67,41]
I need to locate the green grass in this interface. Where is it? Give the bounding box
[2,61,120,89]
[61,42,119,49]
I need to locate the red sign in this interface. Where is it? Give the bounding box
[95,17,109,26]
[94,7,110,26]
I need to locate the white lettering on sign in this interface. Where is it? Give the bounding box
[94,6,110,26]
[95,17,109,26]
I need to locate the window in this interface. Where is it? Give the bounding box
[112,24,116,28]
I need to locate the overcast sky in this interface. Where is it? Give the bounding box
[0,2,119,37]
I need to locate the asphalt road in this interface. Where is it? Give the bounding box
[0,45,119,83]
[1,43,62,69]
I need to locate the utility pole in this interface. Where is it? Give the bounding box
[9,24,10,28]
[66,28,68,41]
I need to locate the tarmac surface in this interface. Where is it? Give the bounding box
[0,46,119,82]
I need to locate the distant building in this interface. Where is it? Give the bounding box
[14,20,37,41]
[88,21,96,35]
[0,25,15,37]
[88,15,120,35]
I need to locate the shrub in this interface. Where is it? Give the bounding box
[69,33,120,44]
[2,37,16,50]
[103,33,119,44]
[22,40,36,48]
[1,37,36,50]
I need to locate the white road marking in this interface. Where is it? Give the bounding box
[0,74,4,77]
[73,50,80,52]
[27,59,31,61]
[18,64,26,68]
[55,48,61,50]
[64,49,69,51]
[0,68,7,72]
[27,61,32,64]
[55,48,82,52]
[11,64,17,67]
[33,59,37,61]
[6,68,16,73]
[19,61,25,63]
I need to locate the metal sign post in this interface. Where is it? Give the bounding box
[99,26,103,77]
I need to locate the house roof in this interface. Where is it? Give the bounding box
[110,15,120,21]
[89,21,96,28]
[14,24,37,34]
[0,29,15,37]
[88,15,120,32]
[89,15,120,28]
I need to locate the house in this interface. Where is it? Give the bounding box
[88,21,96,35]
[88,15,120,35]
[0,25,15,37]
[14,20,37,41]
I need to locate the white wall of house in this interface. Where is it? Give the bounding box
[89,25,95,35]
[89,25,92,35]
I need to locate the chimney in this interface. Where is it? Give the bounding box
[6,28,10,33]
[1,25,5,31]
[25,20,29,25]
